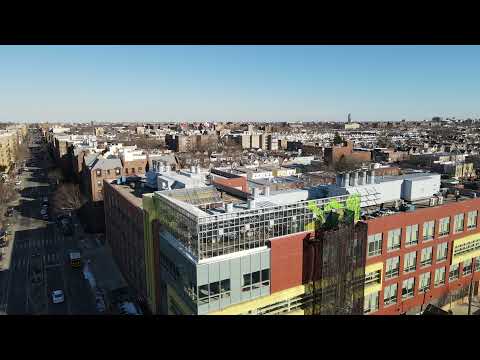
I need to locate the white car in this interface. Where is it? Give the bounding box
[15,181,22,186]
[52,290,64,304]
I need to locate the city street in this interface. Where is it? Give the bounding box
[0,131,96,315]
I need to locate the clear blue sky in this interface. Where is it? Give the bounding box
[1,45,480,123]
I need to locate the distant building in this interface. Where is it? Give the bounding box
[324,141,372,165]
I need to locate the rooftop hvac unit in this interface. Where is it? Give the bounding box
[437,195,444,205]
[429,197,437,207]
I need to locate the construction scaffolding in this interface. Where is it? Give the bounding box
[303,213,367,315]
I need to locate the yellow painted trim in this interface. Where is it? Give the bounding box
[210,285,305,315]
[452,249,480,266]
[365,262,383,274]
[364,261,383,297]
[452,233,480,265]
[364,282,382,297]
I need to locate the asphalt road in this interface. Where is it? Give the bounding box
[0,131,96,315]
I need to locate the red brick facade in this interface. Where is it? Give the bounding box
[212,176,249,193]
[324,141,372,165]
[269,231,311,293]
[366,198,480,315]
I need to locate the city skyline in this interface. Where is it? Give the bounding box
[1,45,480,123]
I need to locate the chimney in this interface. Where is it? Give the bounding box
[352,171,359,186]
[336,174,343,187]
[369,170,376,184]
[196,165,201,174]
[361,170,367,185]
[253,187,261,198]
[344,172,350,188]
[224,203,234,213]
[264,186,270,196]
[248,199,256,209]
[191,165,195,173]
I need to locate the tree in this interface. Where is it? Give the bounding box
[0,182,16,205]
[377,132,393,148]
[15,142,30,164]
[51,183,86,214]
[333,132,343,145]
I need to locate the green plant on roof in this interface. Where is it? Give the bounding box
[345,193,361,222]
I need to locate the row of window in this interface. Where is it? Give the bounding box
[368,211,478,257]
[365,257,480,313]
[95,167,145,177]
[95,168,122,177]
[384,243,448,279]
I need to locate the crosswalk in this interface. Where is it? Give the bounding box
[16,237,56,250]
[12,252,62,270]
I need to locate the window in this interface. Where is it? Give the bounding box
[454,213,464,233]
[220,279,231,299]
[261,269,270,286]
[242,271,268,292]
[364,291,379,314]
[107,169,110,175]
[404,251,417,273]
[242,273,252,292]
[475,257,480,272]
[387,228,401,251]
[405,224,418,246]
[96,169,102,177]
[383,283,398,306]
[125,168,129,174]
[132,167,135,173]
[467,211,478,230]
[365,270,382,286]
[420,247,433,267]
[385,256,400,279]
[210,282,220,301]
[434,267,446,287]
[115,168,121,175]
[463,259,473,276]
[449,263,459,281]
[423,220,435,241]
[97,180,102,188]
[198,285,209,305]
[402,277,415,299]
[252,271,261,289]
[418,272,431,293]
[367,233,382,257]
[138,167,143,172]
[439,217,450,236]
[436,242,448,263]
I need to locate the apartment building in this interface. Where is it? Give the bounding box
[141,178,366,315]
[85,157,123,202]
[364,194,480,315]
[324,140,372,165]
[103,178,148,308]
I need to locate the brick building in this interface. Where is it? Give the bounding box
[364,196,480,315]
[104,179,148,308]
[324,141,372,165]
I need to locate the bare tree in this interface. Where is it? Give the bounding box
[52,183,86,214]
[15,142,30,164]
[0,182,16,205]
